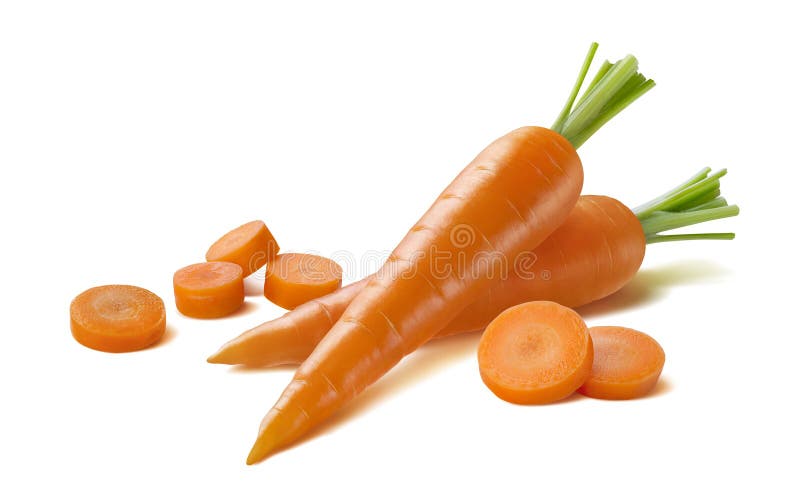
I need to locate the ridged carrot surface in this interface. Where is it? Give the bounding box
[209,196,643,367]
[246,126,583,463]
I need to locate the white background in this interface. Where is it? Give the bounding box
[1,1,797,501]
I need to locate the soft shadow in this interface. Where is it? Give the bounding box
[226,362,297,374]
[146,325,177,350]
[578,259,731,319]
[227,300,261,318]
[244,274,266,297]
[644,377,672,399]
[288,331,483,449]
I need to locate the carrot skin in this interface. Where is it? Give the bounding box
[247,126,583,463]
[209,195,644,367]
[208,279,367,366]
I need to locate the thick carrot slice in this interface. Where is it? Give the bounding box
[174,262,244,318]
[478,301,593,405]
[579,326,665,400]
[70,285,166,353]
[263,253,343,310]
[206,220,279,277]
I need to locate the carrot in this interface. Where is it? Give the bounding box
[70,285,166,353]
[263,253,343,310]
[206,220,279,277]
[173,262,244,318]
[209,168,738,367]
[244,43,656,464]
[578,326,665,399]
[478,301,592,404]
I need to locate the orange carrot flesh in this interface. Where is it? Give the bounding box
[70,285,166,353]
[247,126,583,464]
[206,220,279,277]
[173,262,244,318]
[478,301,593,404]
[578,326,665,400]
[263,253,343,310]
[208,195,644,366]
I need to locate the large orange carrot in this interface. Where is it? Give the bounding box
[243,43,658,464]
[248,125,582,462]
[210,168,739,368]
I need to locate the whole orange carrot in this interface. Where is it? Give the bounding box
[246,43,656,464]
[210,170,738,368]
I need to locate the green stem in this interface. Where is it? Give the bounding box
[634,168,740,244]
[551,43,654,148]
[646,232,735,244]
[681,197,728,212]
[552,42,598,133]
[640,206,740,236]
[635,169,727,218]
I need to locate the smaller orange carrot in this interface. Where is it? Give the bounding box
[478,301,593,405]
[263,253,342,310]
[579,326,665,400]
[206,220,279,277]
[70,285,166,352]
[174,262,244,318]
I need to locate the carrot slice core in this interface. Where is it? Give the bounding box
[478,301,593,404]
[70,285,166,353]
[579,326,665,400]
[263,253,343,309]
[174,262,244,318]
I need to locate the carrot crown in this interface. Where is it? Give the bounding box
[551,42,655,149]
[634,168,739,244]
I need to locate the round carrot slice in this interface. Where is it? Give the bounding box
[174,262,244,318]
[70,285,166,353]
[478,301,593,405]
[206,220,279,277]
[579,326,665,400]
[264,253,343,310]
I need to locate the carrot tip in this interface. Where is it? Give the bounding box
[246,436,277,465]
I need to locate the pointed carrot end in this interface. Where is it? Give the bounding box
[246,432,278,465]
[206,352,224,364]
[206,346,235,364]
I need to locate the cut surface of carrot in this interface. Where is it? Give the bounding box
[579,326,665,400]
[263,253,343,310]
[206,220,279,277]
[478,301,592,405]
[174,262,244,318]
[70,285,166,353]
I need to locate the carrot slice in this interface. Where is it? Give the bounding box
[70,285,166,353]
[579,326,665,400]
[206,220,279,277]
[174,262,244,318]
[478,301,593,405]
[263,253,343,309]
